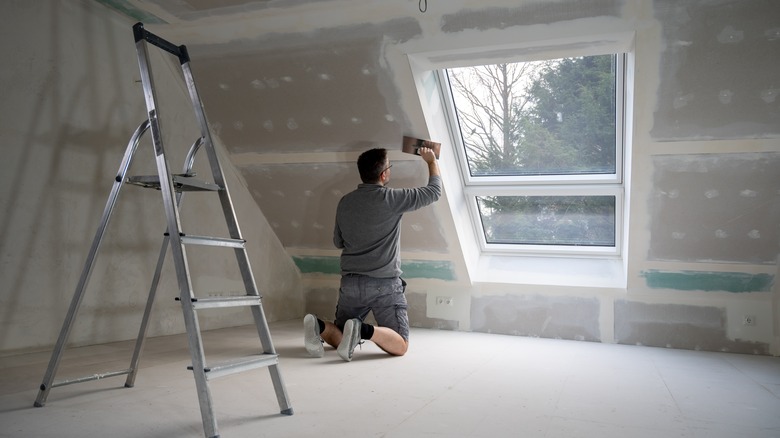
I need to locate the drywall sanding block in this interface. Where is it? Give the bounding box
[402,136,441,159]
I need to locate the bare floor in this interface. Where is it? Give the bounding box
[1,320,779,437]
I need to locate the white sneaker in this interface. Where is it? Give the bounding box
[337,318,362,362]
[303,314,324,358]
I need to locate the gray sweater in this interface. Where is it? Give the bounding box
[334,175,442,278]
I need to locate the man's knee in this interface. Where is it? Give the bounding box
[392,339,409,356]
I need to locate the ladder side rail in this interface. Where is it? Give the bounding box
[136,36,219,438]
[180,60,265,301]
[181,62,244,241]
[34,120,150,407]
[124,234,168,388]
[181,54,293,419]
[181,61,273,344]
[247,303,292,413]
[125,136,204,388]
[268,360,294,415]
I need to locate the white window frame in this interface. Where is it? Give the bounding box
[436,54,627,258]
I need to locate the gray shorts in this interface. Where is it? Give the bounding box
[334,275,409,340]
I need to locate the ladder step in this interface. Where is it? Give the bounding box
[178,295,263,310]
[188,354,279,380]
[179,234,246,248]
[126,174,221,192]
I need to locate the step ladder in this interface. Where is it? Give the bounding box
[33,22,293,438]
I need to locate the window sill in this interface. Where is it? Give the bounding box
[473,254,626,289]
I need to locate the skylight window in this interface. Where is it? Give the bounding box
[442,54,625,255]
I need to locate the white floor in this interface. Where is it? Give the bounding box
[1,320,779,438]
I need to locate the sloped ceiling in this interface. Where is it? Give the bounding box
[100,0,450,255]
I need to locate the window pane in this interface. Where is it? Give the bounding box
[448,55,617,177]
[476,196,616,246]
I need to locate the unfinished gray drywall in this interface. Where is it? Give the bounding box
[471,295,601,341]
[145,0,336,22]
[189,18,421,154]
[615,300,769,354]
[5,0,778,358]
[0,0,303,355]
[303,285,338,319]
[649,152,780,264]
[137,0,778,356]
[441,0,622,33]
[239,161,448,251]
[652,0,780,140]
[407,291,460,331]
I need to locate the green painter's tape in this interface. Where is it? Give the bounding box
[401,260,456,280]
[97,0,168,24]
[293,256,340,275]
[642,270,774,293]
[293,256,455,280]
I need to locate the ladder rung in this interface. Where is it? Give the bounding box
[179,235,246,248]
[182,295,262,310]
[188,354,279,380]
[48,369,131,389]
[126,174,221,192]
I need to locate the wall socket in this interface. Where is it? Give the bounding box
[743,315,757,326]
[436,296,454,306]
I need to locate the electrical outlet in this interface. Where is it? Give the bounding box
[743,315,757,326]
[436,296,454,306]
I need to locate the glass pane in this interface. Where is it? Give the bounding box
[448,55,617,177]
[477,196,616,246]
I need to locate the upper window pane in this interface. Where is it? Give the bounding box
[447,55,617,177]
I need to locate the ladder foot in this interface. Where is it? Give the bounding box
[281,408,294,415]
[34,401,44,408]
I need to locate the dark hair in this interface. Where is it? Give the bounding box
[357,148,388,183]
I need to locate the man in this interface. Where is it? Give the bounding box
[304,145,442,361]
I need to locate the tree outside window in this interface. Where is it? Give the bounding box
[446,54,621,248]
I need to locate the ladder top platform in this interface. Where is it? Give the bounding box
[126,174,221,192]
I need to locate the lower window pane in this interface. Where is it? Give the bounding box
[477,195,616,246]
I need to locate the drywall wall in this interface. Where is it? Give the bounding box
[96,0,778,356]
[0,0,303,355]
[238,161,448,251]
[615,300,769,354]
[651,0,780,140]
[440,0,622,32]
[471,295,602,341]
[649,152,780,264]
[3,0,779,357]
[189,19,421,154]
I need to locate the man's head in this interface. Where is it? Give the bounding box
[357,148,391,184]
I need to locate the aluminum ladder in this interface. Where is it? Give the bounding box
[33,22,293,438]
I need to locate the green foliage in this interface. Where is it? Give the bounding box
[449,55,617,176]
[448,55,619,246]
[527,56,616,173]
[479,196,615,246]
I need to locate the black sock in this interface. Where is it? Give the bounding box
[317,318,325,334]
[360,323,374,340]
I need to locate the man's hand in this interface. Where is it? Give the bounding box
[418,146,437,163]
[418,146,440,177]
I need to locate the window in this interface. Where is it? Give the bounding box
[441,54,625,256]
